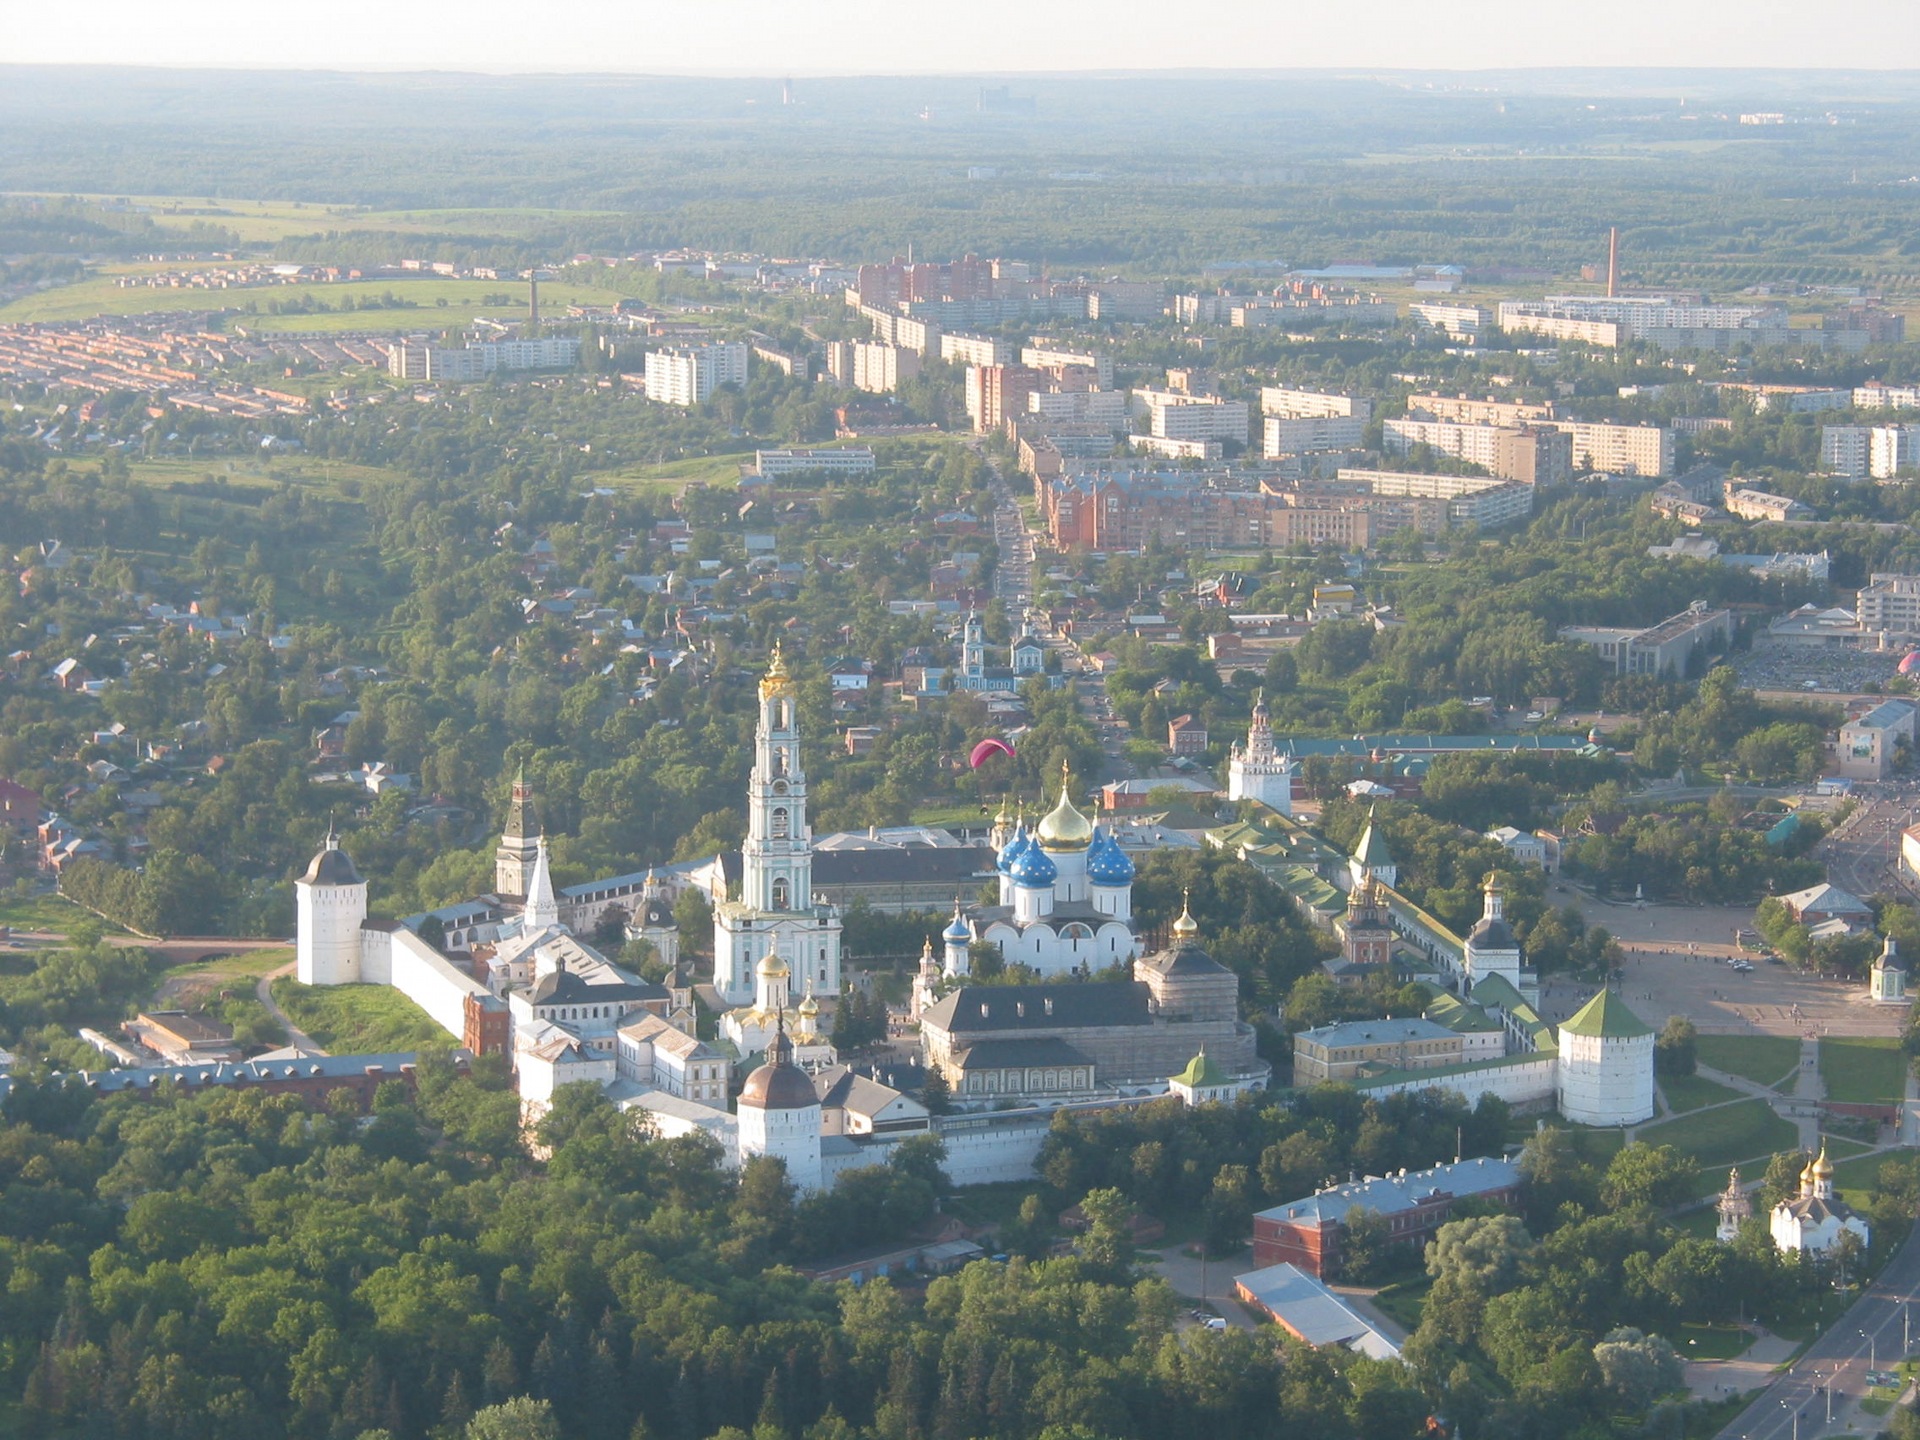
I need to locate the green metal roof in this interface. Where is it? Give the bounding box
[1354,809,1394,866]
[1173,1048,1228,1088]
[1559,988,1653,1040]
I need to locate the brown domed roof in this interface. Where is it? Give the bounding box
[739,1022,818,1110]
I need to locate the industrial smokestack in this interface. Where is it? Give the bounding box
[529,274,540,326]
[1607,227,1618,299]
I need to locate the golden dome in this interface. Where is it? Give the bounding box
[1172,889,1200,942]
[1811,1143,1833,1177]
[757,950,790,979]
[1036,763,1094,852]
[798,986,819,1018]
[760,641,798,700]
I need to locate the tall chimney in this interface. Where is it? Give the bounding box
[529,274,540,326]
[1606,227,1618,299]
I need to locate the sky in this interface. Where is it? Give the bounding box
[8,0,1920,74]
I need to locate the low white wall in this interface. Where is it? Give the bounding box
[370,928,491,1043]
[1358,1056,1557,1111]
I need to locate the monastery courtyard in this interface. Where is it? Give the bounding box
[1546,884,1905,1040]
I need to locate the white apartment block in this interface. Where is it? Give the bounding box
[1145,395,1250,444]
[1263,414,1367,457]
[753,448,877,479]
[1858,575,1920,639]
[1870,425,1920,480]
[1409,393,1555,427]
[389,336,581,382]
[1548,421,1673,477]
[1381,417,1506,470]
[1337,469,1534,529]
[645,342,748,407]
[1023,346,1113,387]
[850,342,921,394]
[941,332,1014,367]
[1855,385,1920,411]
[1260,386,1373,421]
[1824,426,1871,478]
[1409,303,1492,338]
[1029,389,1128,428]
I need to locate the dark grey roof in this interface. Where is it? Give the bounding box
[953,1037,1095,1070]
[812,847,994,887]
[302,845,362,886]
[530,969,667,1007]
[1467,917,1518,951]
[1137,942,1230,979]
[924,981,1151,1033]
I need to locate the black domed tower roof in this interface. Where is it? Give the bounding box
[301,826,363,886]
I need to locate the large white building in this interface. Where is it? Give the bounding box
[712,647,845,1035]
[1227,692,1295,813]
[1263,414,1366,457]
[645,342,749,406]
[1261,387,1372,421]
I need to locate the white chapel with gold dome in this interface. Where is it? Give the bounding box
[953,764,1140,977]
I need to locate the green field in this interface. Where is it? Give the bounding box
[124,456,403,500]
[1819,1037,1907,1107]
[1567,1125,1630,1165]
[1370,1277,1430,1333]
[1658,1072,1744,1114]
[1675,1321,1752,1361]
[0,890,117,934]
[1693,1035,1802,1089]
[1638,1099,1800,1171]
[270,977,448,1054]
[0,269,628,326]
[1829,1148,1915,1212]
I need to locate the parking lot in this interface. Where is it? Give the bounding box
[1554,887,1904,1038]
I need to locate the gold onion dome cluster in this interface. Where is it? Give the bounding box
[1036,764,1094,851]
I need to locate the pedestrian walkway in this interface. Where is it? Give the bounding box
[1684,1327,1797,1400]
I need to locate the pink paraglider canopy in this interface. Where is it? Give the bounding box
[969,737,1016,768]
[1900,651,1920,676]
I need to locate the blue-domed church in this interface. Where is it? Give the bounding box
[943,765,1139,979]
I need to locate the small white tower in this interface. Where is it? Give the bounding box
[1872,934,1907,1004]
[737,1015,823,1192]
[296,824,367,986]
[1227,691,1294,815]
[1716,1167,1752,1243]
[1463,872,1524,997]
[943,900,972,977]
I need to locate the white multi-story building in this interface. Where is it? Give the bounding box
[1408,303,1492,339]
[941,332,1013,367]
[1029,389,1128,428]
[1381,417,1505,470]
[1260,387,1372,421]
[1263,415,1366,457]
[1408,393,1554,427]
[1870,425,1920,480]
[1856,574,1920,639]
[1823,425,1871,478]
[645,342,749,406]
[1547,421,1673,476]
[1855,385,1920,411]
[752,447,877,479]
[1131,390,1249,444]
[1023,346,1113,387]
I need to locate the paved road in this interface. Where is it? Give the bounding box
[1716,1223,1920,1439]
[255,961,325,1054]
[1819,789,1915,902]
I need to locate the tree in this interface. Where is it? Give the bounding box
[467,1397,560,1440]
[1518,1126,1597,1219]
[1340,1208,1398,1284]
[1591,1328,1684,1412]
[1654,1015,1697,1078]
[1425,1214,1534,1294]
[1601,1143,1696,1212]
[1077,1187,1136,1275]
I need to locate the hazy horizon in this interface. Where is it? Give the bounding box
[11,0,1920,75]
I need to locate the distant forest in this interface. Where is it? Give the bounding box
[3,67,1920,278]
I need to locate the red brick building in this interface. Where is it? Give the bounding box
[1250,1156,1523,1280]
